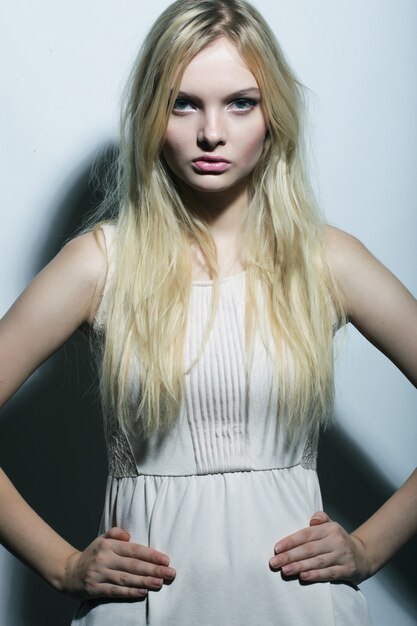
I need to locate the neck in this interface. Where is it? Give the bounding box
[179,180,249,240]
[177,181,249,280]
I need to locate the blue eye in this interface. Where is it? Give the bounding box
[230,98,258,111]
[173,98,194,112]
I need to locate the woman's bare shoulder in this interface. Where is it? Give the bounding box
[0,228,109,406]
[56,228,108,323]
[323,225,374,298]
[62,227,107,274]
[323,224,366,267]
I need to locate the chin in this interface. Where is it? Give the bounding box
[187,174,245,193]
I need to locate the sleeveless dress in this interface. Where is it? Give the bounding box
[71,224,372,626]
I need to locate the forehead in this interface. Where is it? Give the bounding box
[178,37,258,91]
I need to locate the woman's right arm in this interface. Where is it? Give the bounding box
[0,231,175,598]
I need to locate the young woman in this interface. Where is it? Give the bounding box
[1,0,416,624]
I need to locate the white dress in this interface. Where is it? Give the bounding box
[71,225,372,625]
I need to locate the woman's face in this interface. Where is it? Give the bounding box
[162,37,267,197]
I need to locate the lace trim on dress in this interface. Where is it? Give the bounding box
[104,415,139,478]
[300,429,318,470]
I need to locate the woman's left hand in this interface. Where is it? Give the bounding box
[269,511,370,584]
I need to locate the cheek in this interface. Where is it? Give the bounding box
[241,123,267,164]
[162,125,192,168]
[163,134,179,160]
[162,140,182,178]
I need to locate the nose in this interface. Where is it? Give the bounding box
[197,110,226,150]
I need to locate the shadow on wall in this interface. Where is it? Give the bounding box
[318,428,417,622]
[0,146,416,625]
[0,144,117,626]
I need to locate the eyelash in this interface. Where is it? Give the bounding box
[172,99,193,112]
[172,97,259,114]
[231,98,258,112]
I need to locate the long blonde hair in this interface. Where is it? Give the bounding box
[97,0,343,438]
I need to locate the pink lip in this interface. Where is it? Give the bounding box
[192,156,230,173]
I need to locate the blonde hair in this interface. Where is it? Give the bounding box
[97,0,344,438]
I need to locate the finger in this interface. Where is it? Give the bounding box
[279,552,336,577]
[89,537,176,583]
[274,524,329,555]
[299,565,347,583]
[298,551,361,584]
[105,567,166,591]
[89,582,149,599]
[270,537,331,570]
[104,527,131,542]
[110,555,176,582]
[309,511,331,527]
[113,541,173,569]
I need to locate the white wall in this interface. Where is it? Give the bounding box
[1,1,416,624]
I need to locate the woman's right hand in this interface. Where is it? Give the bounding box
[63,527,176,600]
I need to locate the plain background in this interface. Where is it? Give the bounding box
[0,1,416,624]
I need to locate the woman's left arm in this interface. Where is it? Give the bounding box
[269,226,417,583]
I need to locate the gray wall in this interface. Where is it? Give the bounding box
[1,1,416,624]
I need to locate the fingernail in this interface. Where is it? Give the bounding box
[270,557,280,569]
[282,565,293,575]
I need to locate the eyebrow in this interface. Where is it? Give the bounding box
[175,87,261,100]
